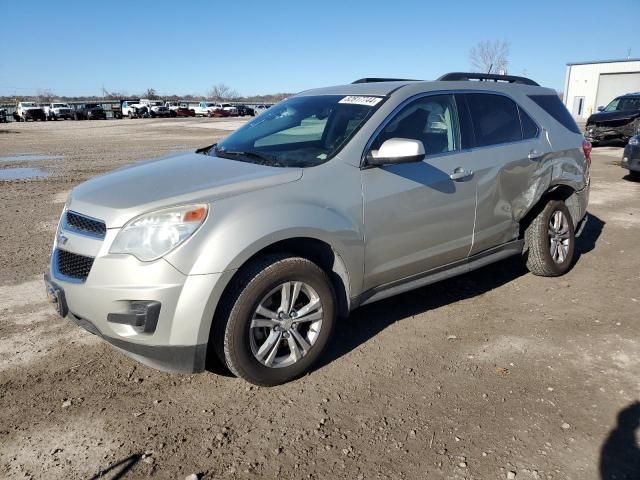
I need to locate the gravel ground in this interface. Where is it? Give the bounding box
[0,119,639,479]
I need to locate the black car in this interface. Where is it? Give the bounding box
[621,135,640,180]
[0,109,7,123]
[586,93,640,145]
[74,103,107,120]
[235,104,255,117]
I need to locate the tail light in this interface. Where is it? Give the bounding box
[582,139,592,168]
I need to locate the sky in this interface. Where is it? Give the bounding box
[1,0,638,98]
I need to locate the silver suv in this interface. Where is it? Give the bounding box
[45,73,591,385]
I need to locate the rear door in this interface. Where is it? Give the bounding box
[361,93,477,290]
[461,92,550,255]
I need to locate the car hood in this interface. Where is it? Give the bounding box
[587,110,640,124]
[69,152,303,228]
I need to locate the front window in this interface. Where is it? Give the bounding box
[22,102,36,107]
[212,95,384,167]
[604,97,640,112]
[53,104,67,108]
[371,94,459,155]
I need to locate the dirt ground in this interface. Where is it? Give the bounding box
[0,119,638,480]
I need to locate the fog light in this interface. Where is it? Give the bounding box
[107,301,161,333]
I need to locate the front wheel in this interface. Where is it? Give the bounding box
[213,255,336,386]
[525,200,575,276]
[628,171,640,181]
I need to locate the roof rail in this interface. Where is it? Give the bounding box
[352,77,420,84]
[437,72,540,86]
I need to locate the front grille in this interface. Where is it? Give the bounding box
[56,249,94,281]
[65,211,106,238]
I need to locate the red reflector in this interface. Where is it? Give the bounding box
[582,139,592,168]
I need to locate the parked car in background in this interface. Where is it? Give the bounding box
[14,102,47,121]
[621,135,640,180]
[165,102,196,117]
[140,99,171,118]
[235,104,255,117]
[194,102,228,117]
[122,100,147,119]
[253,104,271,115]
[0,108,7,123]
[45,73,590,386]
[74,103,107,120]
[586,92,640,145]
[44,103,73,120]
[108,103,123,119]
[219,103,238,116]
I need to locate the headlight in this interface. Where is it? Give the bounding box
[629,137,640,146]
[110,204,208,261]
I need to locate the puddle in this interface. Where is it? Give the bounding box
[0,167,51,180]
[0,154,63,162]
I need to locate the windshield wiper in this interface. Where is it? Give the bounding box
[214,147,283,167]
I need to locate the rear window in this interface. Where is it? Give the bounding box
[528,94,581,134]
[466,93,522,147]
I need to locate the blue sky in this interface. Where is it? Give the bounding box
[1,0,638,97]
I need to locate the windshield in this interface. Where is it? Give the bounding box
[604,96,640,112]
[150,101,163,106]
[53,104,67,108]
[22,102,36,107]
[212,95,384,167]
[85,104,100,109]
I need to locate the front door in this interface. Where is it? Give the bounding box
[361,93,477,291]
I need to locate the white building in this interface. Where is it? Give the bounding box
[563,58,640,120]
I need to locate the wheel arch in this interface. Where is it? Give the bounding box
[519,183,580,241]
[201,236,352,371]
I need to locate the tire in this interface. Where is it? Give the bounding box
[629,171,640,181]
[212,255,336,386]
[525,200,575,277]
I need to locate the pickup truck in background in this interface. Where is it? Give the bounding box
[194,101,220,117]
[140,99,171,118]
[121,100,147,118]
[165,102,195,117]
[14,102,47,121]
[44,103,73,120]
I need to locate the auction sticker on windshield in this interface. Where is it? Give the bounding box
[339,96,383,107]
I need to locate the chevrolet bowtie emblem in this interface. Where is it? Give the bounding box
[57,233,68,246]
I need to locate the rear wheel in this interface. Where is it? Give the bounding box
[213,255,336,386]
[525,200,575,277]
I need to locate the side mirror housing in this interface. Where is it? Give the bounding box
[367,138,426,167]
[597,106,605,112]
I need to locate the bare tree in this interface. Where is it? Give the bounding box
[469,40,510,74]
[36,89,56,103]
[209,83,238,102]
[144,88,158,99]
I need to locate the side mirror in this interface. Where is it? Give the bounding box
[367,138,426,166]
[597,106,605,112]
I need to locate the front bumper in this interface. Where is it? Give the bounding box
[46,227,233,373]
[621,144,640,172]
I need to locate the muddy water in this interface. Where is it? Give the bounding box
[0,167,51,180]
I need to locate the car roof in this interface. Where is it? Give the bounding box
[297,79,554,98]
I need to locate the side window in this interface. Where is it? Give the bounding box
[372,94,460,155]
[467,93,522,147]
[519,107,539,139]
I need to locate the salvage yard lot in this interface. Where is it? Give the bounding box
[1,119,639,479]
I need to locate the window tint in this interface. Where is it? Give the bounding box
[467,93,522,147]
[528,94,581,134]
[372,94,459,155]
[519,107,539,139]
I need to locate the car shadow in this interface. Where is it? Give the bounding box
[89,453,141,479]
[622,173,640,183]
[317,211,605,372]
[575,213,605,258]
[317,254,529,371]
[600,402,640,480]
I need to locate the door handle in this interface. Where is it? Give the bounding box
[528,149,543,160]
[449,167,473,181]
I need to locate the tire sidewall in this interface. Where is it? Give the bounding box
[224,258,336,386]
[538,201,575,275]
